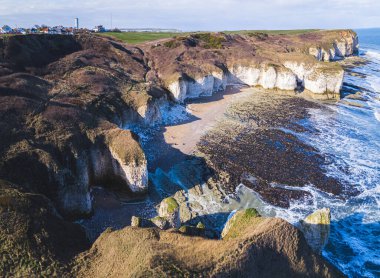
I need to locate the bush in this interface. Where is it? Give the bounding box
[163,39,181,49]
[191,33,225,49]
[247,32,269,41]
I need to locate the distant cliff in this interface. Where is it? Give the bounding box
[143,30,358,102]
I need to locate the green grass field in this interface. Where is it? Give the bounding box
[98,32,181,44]
[97,29,320,44]
[223,29,320,35]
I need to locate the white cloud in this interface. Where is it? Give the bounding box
[0,0,379,30]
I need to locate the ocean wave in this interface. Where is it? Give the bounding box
[365,49,380,62]
[375,110,380,122]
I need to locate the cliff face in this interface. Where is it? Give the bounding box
[308,30,359,61]
[0,34,153,218]
[144,30,357,102]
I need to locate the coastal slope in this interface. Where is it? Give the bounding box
[0,30,358,276]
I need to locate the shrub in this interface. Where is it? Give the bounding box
[247,32,269,41]
[191,33,225,49]
[163,39,181,49]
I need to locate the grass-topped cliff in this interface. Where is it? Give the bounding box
[99,29,320,44]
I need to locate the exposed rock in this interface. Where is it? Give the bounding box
[339,100,365,108]
[146,30,358,102]
[158,197,181,229]
[105,129,148,193]
[228,64,297,90]
[299,208,331,253]
[308,30,359,61]
[178,224,206,237]
[221,208,261,239]
[75,215,343,277]
[198,91,347,207]
[0,30,358,276]
[0,30,358,219]
[283,58,344,99]
[130,216,155,228]
[196,221,205,229]
[150,216,169,230]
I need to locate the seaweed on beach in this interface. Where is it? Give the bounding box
[198,91,348,208]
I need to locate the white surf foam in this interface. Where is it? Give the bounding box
[375,110,380,122]
[365,50,380,61]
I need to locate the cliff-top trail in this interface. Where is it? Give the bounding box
[0,29,358,277]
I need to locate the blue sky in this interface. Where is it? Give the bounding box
[0,0,379,30]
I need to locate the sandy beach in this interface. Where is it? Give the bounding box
[164,86,249,154]
[144,86,251,171]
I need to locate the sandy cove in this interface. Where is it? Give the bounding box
[144,86,250,171]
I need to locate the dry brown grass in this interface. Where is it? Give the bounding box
[75,216,342,277]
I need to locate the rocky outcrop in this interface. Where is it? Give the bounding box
[283,59,344,99]
[308,30,359,61]
[158,197,181,229]
[178,222,206,237]
[0,31,357,276]
[130,197,180,230]
[0,31,358,221]
[75,213,343,277]
[166,57,346,102]
[299,208,331,253]
[167,71,226,102]
[105,129,148,193]
[221,208,261,239]
[131,216,156,228]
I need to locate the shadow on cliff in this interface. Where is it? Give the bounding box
[184,84,246,107]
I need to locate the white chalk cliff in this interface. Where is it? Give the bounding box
[309,33,359,61]
[165,32,358,102]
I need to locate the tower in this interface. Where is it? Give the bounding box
[75,18,79,30]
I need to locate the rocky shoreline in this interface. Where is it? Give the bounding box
[0,30,359,276]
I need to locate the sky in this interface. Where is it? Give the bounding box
[0,0,379,31]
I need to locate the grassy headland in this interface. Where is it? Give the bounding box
[98,32,182,44]
[97,29,321,44]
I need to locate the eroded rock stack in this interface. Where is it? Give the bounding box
[300,207,331,253]
[131,197,180,229]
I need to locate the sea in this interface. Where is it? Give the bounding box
[244,28,380,277]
